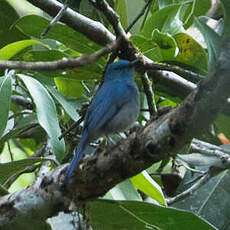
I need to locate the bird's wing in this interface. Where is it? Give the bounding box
[84,81,134,133]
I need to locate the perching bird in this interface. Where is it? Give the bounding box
[64,59,140,182]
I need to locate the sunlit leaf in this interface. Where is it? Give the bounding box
[54,77,83,98]
[131,170,166,206]
[0,40,43,60]
[104,179,142,201]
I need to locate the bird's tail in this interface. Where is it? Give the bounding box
[64,133,88,183]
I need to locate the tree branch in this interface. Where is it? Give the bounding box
[1,36,230,229]
[0,40,120,70]
[20,0,197,100]
[27,0,115,46]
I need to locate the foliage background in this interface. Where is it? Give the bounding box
[0,0,230,229]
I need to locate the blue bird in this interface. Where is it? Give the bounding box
[64,59,140,182]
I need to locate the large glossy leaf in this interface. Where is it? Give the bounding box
[158,0,211,19]
[131,170,166,206]
[173,169,230,230]
[46,85,79,121]
[15,15,102,54]
[180,0,211,29]
[141,4,184,38]
[131,35,162,61]
[0,40,43,60]
[0,76,12,138]
[88,200,216,230]
[104,179,142,201]
[152,29,179,60]
[19,74,65,161]
[30,73,80,121]
[171,33,208,75]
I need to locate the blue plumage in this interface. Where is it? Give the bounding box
[64,59,140,182]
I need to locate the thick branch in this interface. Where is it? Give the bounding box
[1,37,230,229]
[27,0,115,46]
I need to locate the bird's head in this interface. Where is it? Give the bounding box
[104,59,138,81]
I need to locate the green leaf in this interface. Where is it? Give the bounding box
[66,63,103,80]
[171,33,208,74]
[18,74,65,161]
[87,200,217,230]
[0,76,12,138]
[131,35,162,61]
[0,114,38,153]
[131,170,166,206]
[181,0,211,29]
[158,0,175,9]
[0,183,8,196]
[46,86,79,121]
[7,0,44,17]
[104,179,142,201]
[194,17,221,69]
[15,15,103,54]
[141,4,184,38]
[152,29,179,60]
[115,0,128,29]
[178,154,221,167]
[0,39,43,60]
[54,77,83,98]
[29,73,80,121]
[220,0,230,39]
[0,158,45,185]
[22,50,69,62]
[0,1,27,49]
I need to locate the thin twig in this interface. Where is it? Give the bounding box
[6,141,13,161]
[140,72,157,118]
[41,0,69,37]
[0,39,120,71]
[144,61,205,82]
[166,171,210,205]
[90,0,126,37]
[191,139,230,156]
[58,116,84,140]
[125,0,153,33]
